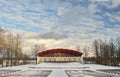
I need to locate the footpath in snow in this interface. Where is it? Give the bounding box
[48,69,68,77]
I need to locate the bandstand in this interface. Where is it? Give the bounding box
[37,48,83,63]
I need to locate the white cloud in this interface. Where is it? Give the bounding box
[88,3,97,14]
[0,0,120,56]
[60,6,88,25]
[98,0,120,8]
[39,32,68,39]
[59,3,103,30]
[111,0,120,8]
[57,7,66,16]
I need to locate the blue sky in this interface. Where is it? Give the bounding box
[0,0,120,54]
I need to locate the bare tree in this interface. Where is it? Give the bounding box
[83,46,89,57]
[93,40,99,63]
[92,38,120,66]
[0,27,26,66]
[22,53,30,65]
[6,32,15,66]
[101,42,109,65]
[5,33,22,66]
[109,38,115,65]
[76,46,81,52]
[14,35,22,66]
[116,37,120,65]
[0,28,6,67]
[32,43,46,64]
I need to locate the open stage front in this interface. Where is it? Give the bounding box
[37,57,82,63]
[37,48,83,63]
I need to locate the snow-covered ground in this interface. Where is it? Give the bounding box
[0,62,120,77]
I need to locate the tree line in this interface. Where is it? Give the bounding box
[0,28,29,67]
[93,37,120,66]
[1,27,120,66]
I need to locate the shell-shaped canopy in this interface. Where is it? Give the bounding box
[37,48,83,56]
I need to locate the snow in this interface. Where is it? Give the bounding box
[48,69,68,77]
[0,62,120,77]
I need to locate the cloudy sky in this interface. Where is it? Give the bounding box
[0,0,120,54]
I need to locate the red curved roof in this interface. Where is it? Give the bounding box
[37,48,83,56]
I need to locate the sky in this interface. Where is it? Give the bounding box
[0,0,120,55]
